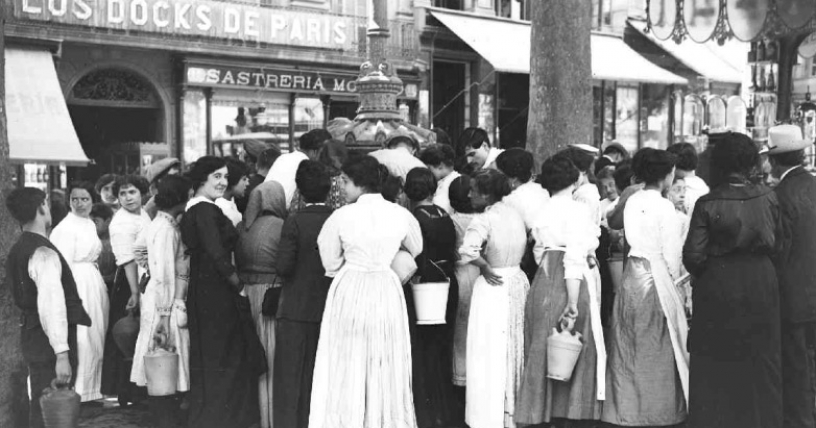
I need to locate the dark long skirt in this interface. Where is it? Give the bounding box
[687,254,781,428]
[100,267,143,404]
[273,320,320,428]
[516,251,602,425]
[403,262,463,428]
[187,272,260,428]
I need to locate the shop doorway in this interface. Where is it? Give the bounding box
[433,60,468,144]
[67,68,164,181]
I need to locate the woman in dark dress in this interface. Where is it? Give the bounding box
[181,156,262,428]
[403,167,462,428]
[683,133,782,428]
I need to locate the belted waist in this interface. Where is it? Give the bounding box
[344,262,392,273]
[492,266,522,276]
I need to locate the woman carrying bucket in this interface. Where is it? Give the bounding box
[458,169,529,428]
[403,167,463,428]
[515,156,605,427]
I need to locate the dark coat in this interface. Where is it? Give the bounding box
[275,204,333,323]
[774,167,816,324]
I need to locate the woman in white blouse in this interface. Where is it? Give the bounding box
[310,156,423,428]
[50,181,110,402]
[602,148,689,427]
[515,157,603,426]
[459,169,529,428]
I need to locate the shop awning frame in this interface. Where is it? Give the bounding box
[428,8,687,86]
[5,48,89,166]
[630,21,743,84]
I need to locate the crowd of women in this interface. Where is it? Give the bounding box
[42,124,816,428]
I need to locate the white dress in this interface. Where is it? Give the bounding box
[433,171,461,214]
[460,201,529,428]
[130,212,191,392]
[50,212,110,402]
[310,193,423,428]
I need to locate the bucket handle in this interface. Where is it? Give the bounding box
[558,315,576,334]
[49,378,73,391]
[425,259,450,282]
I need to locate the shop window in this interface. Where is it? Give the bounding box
[681,95,705,149]
[496,0,529,20]
[434,0,463,10]
[707,96,727,132]
[182,90,208,165]
[726,96,747,133]
[211,99,291,156]
[615,85,639,153]
[641,84,670,149]
[293,97,326,147]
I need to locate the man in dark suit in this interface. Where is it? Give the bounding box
[273,160,334,428]
[594,141,628,175]
[768,124,816,428]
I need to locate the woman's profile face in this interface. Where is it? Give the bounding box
[70,188,93,218]
[199,166,228,200]
[342,173,365,203]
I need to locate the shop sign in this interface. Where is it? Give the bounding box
[15,0,357,50]
[185,64,419,99]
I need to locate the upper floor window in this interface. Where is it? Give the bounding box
[496,0,530,20]
[592,0,629,31]
[434,0,463,10]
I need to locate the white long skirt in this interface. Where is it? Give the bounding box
[466,266,529,428]
[309,266,416,428]
[130,279,190,392]
[72,262,109,402]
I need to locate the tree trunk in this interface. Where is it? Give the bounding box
[0,7,29,428]
[526,0,593,167]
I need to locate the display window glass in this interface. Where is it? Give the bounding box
[641,84,670,149]
[616,85,639,153]
[182,90,208,165]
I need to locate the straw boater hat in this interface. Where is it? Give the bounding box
[768,124,813,154]
[569,143,600,155]
[144,157,180,184]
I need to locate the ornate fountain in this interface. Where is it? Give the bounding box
[332,0,435,149]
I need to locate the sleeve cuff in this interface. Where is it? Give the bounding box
[52,344,70,355]
[563,266,584,281]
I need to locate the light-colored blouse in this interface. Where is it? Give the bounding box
[574,182,603,228]
[144,212,189,313]
[433,171,461,215]
[624,189,683,279]
[503,181,551,233]
[29,247,69,354]
[50,212,102,269]
[215,197,242,227]
[531,192,599,280]
[459,201,526,268]
[318,193,423,277]
[109,208,151,267]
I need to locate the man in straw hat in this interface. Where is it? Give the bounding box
[767,124,816,428]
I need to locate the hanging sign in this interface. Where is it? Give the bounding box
[184,63,419,99]
[15,0,357,50]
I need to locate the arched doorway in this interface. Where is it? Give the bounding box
[67,67,164,181]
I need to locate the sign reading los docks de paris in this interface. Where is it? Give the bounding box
[15,0,356,50]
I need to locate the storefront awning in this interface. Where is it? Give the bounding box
[5,49,89,166]
[630,22,743,84]
[429,8,687,85]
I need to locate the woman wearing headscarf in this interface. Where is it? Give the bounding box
[236,180,288,428]
[181,156,262,428]
[448,174,479,388]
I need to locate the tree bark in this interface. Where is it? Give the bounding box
[0,7,29,428]
[526,0,593,167]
